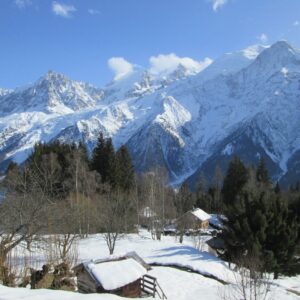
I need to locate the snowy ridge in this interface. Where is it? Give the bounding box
[0,88,13,97]
[1,41,300,186]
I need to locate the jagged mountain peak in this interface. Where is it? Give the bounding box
[260,40,298,60]
[42,70,67,80]
[251,40,300,72]
[103,67,155,103]
[0,71,104,116]
[268,40,294,52]
[166,64,197,81]
[37,70,99,91]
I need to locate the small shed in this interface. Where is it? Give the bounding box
[73,253,149,298]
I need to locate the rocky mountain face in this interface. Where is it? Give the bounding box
[1,41,300,188]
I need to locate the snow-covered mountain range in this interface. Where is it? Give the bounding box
[1,41,300,188]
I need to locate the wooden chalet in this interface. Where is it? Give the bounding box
[73,252,156,298]
[179,208,211,230]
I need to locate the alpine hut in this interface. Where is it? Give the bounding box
[73,252,150,298]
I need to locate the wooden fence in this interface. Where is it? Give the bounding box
[141,274,167,299]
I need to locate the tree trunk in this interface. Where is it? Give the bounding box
[179,233,183,244]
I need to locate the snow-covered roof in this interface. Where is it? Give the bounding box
[209,214,225,229]
[87,258,147,291]
[191,208,211,221]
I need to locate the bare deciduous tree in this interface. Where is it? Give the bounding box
[220,253,271,300]
[174,183,195,243]
[0,166,49,284]
[98,188,134,255]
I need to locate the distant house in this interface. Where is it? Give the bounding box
[139,206,157,228]
[73,252,151,298]
[140,206,156,218]
[178,208,211,231]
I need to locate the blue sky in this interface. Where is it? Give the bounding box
[1,0,300,89]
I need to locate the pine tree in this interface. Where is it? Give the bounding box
[264,195,299,278]
[25,141,73,199]
[104,138,117,188]
[175,183,195,215]
[221,157,300,277]
[222,157,249,205]
[90,133,117,186]
[221,157,251,262]
[195,174,210,212]
[256,158,270,186]
[274,181,281,194]
[116,145,134,192]
[90,133,106,178]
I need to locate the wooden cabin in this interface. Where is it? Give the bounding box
[178,208,211,231]
[73,252,150,298]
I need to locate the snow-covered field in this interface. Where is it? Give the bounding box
[0,230,299,299]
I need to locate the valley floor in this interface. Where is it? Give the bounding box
[0,230,299,299]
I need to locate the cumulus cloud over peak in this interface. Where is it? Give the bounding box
[108,57,134,80]
[52,2,76,18]
[257,33,268,44]
[149,53,212,76]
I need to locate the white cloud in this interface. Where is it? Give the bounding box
[149,53,212,76]
[211,0,228,11]
[15,0,32,9]
[257,33,268,44]
[52,2,76,18]
[293,21,299,26]
[108,57,134,80]
[88,9,100,15]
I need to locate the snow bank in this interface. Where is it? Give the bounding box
[0,284,123,300]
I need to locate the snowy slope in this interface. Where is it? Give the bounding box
[0,231,299,300]
[1,41,300,186]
